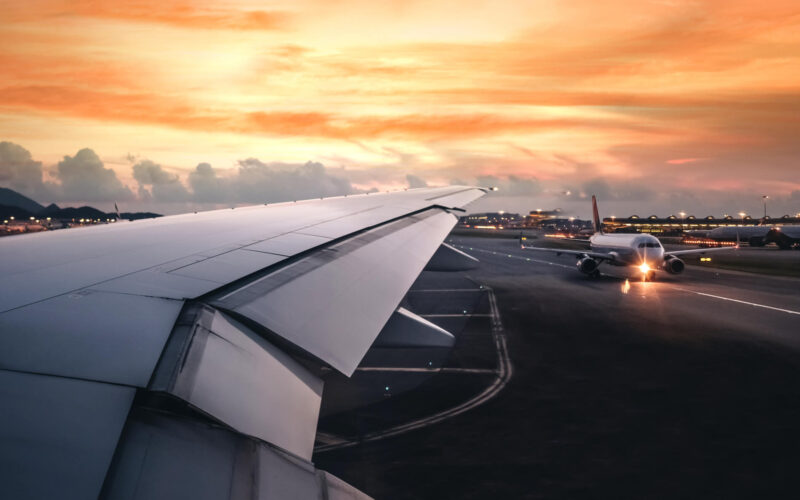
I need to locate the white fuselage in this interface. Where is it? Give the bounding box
[589,233,665,268]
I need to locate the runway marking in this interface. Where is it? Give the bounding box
[420,313,491,318]
[453,244,575,270]
[315,287,512,454]
[356,367,496,374]
[315,432,349,446]
[408,288,485,293]
[674,287,800,316]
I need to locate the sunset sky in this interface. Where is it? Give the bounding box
[1,0,799,216]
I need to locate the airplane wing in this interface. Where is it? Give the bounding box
[521,243,617,262]
[666,245,738,257]
[0,186,486,500]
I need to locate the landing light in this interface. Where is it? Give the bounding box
[638,263,651,274]
[700,257,712,262]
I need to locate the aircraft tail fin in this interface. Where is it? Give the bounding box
[592,195,603,234]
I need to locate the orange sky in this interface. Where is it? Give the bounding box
[1,0,799,215]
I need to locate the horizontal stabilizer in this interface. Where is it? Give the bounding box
[373,307,455,348]
[424,242,479,272]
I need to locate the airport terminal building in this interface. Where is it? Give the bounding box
[603,214,800,234]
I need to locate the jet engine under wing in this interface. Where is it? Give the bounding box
[0,186,485,500]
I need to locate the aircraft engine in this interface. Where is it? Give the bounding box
[576,256,599,275]
[663,256,685,274]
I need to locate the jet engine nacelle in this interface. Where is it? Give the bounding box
[576,256,599,275]
[663,256,685,274]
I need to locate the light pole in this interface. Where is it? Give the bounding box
[762,195,769,219]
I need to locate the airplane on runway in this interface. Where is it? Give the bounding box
[521,195,738,280]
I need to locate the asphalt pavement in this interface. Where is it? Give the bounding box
[315,235,800,499]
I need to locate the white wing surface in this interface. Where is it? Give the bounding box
[0,186,486,500]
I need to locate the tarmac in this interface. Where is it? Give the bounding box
[314,235,800,499]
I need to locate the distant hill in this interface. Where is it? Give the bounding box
[0,187,162,221]
[51,206,110,220]
[0,204,35,220]
[39,203,61,216]
[0,187,45,213]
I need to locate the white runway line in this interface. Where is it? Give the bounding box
[315,287,513,454]
[421,313,492,318]
[356,367,496,374]
[454,244,575,270]
[674,287,800,316]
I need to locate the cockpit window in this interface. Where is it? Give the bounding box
[638,242,661,248]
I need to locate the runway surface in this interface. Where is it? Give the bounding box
[314,235,800,499]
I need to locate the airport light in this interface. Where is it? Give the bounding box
[762,195,769,218]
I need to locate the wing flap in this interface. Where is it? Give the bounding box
[211,209,459,376]
[150,306,323,460]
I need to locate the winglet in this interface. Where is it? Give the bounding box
[592,195,603,234]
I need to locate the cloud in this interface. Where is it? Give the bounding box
[581,178,654,202]
[476,175,542,196]
[132,159,190,202]
[188,162,231,203]
[406,174,427,188]
[0,84,671,142]
[8,1,289,30]
[232,159,355,203]
[0,141,52,201]
[0,142,361,206]
[55,148,134,203]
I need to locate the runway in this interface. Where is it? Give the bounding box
[314,235,800,499]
